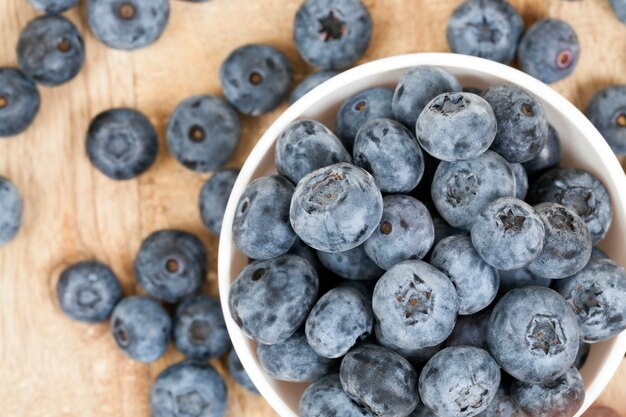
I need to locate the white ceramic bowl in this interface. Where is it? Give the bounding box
[219,53,626,417]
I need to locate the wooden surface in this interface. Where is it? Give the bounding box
[0,0,625,416]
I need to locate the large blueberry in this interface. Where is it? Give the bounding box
[317,243,384,280]
[290,162,383,252]
[289,70,338,105]
[353,118,425,193]
[487,287,579,384]
[445,308,491,350]
[227,350,259,395]
[510,163,529,200]
[29,0,78,13]
[373,260,459,349]
[293,0,372,70]
[522,124,561,178]
[275,120,352,184]
[497,267,551,298]
[300,374,375,417]
[416,92,497,161]
[419,346,500,417]
[199,168,239,236]
[374,322,443,369]
[0,176,23,246]
[0,67,40,137]
[587,85,626,155]
[228,255,318,344]
[431,150,515,231]
[220,44,293,116]
[340,345,419,417]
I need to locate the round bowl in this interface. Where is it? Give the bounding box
[218,52,626,417]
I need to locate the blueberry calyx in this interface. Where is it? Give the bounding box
[118,3,136,20]
[318,11,346,41]
[497,208,526,232]
[176,391,209,417]
[455,384,489,413]
[570,282,603,317]
[556,49,574,69]
[430,94,468,114]
[526,314,566,356]
[0,96,7,109]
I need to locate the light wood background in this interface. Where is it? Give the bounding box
[0,0,625,416]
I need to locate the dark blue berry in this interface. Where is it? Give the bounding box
[586,85,626,156]
[0,68,40,138]
[300,374,374,417]
[29,0,78,13]
[227,350,259,394]
[199,168,239,236]
[522,124,561,178]
[317,243,384,280]
[289,70,338,105]
[497,267,551,298]
[0,176,23,246]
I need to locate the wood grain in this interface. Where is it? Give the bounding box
[0,0,624,416]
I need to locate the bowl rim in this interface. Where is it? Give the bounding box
[218,52,626,417]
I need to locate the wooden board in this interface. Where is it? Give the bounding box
[0,0,625,415]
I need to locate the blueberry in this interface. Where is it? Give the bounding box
[199,168,239,236]
[482,84,549,163]
[336,88,395,150]
[522,125,561,178]
[317,243,384,280]
[471,197,545,270]
[529,168,612,244]
[220,44,293,116]
[228,255,318,344]
[610,0,626,23]
[289,70,338,105]
[431,150,516,231]
[288,237,326,275]
[374,322,443,369]
[135,230,207,303]
[497,267,551,298]
[487,287,579,384]
[151,360,227,417]
[353,118,425,193]
[445,308,491,349]
[227,350,259,395]
[0,176,23,246]
[447,0,523,64]
[419,346,500,417]
[0,68,40,138]
[518,19,580,84]
[275,120,352,184]
[300,374,375,417]
[86,108,159,180]
[476,379,527,417]
[574,339,590,369]
[173,295,229,360]
[511,366,584,417]
[57,260,122,322]
[587,86,626,155]
[527,203,592,279]
[166,95,241,172]
[233,175,296,259]
[364,195,434,270]
[373,260,459,349]
[431,235,499,315]
[294,0,372,70]
[257,330,337,381]
[17,15,84,86]
[87,0,170,51]
[290,162,383,252]
[392,66,462,128]
[417,92,497,161]
[432,216,466,247]
[111,296,171,363]
[510,163,528,200]
[28,0,78,13]
[340,344,419,417]
[591,246,609,259]
[554,257,626,343]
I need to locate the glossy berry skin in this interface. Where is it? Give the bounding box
[111,296,171,363]
[135,230,207,303]
[166,95,241,172]
[0,176,23,246]
[510,163,528,200]
[522,125,561,178]
[530,168,612,245]
[431,150,516,231]
[511,366,584,417]
[482,84,549,163]
[199,168,239,236]
[317,243,384,280]
[228,255,318,344]
[416,92,497,161]
[471,197,545,271]
[86,108,159,180]
[275,120,352,184]
[392,66,462,128]
[57,260,122,323]
[487,287,579,384]
[220,44,293,116]
[0,68,40,138]
[518,19,580,84]
[373,260,459,349]
[336,87,395,150]
[364,195,434,270]
[527,203,592,279]
[497,267,551,298]
[586,85,626,156]
[173,296,229,361]
[447,0,523,65]
[257,330,336,381]
[340,345,419,417]
[87,0,170,51]
[151,360,227,417]
[233,175,295,259]
[293,0,372,70]
[290,163,383,252]
[17,15,84,86]
[300,374,375,417]
[227,350,259,394]
[289,70,338,105]
[353,118,425,193]
[554,257,626,343]
[29,0,78,13]
[445,308,490,350]
[374,322,443,369]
